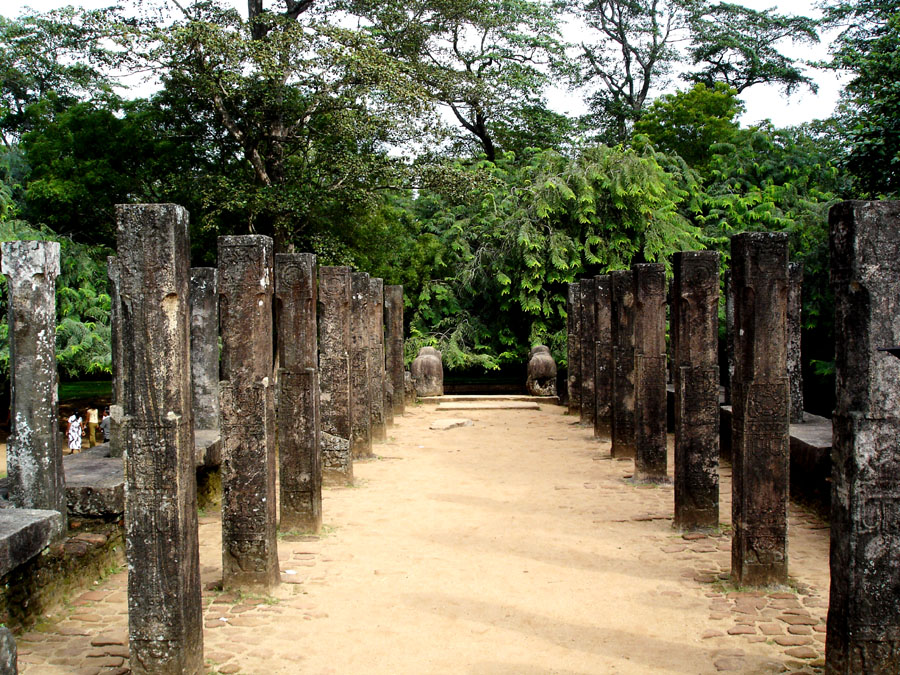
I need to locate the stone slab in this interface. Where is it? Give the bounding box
[195,429,222,467]
[429,419,474,430]
[63,448,124,518]
[421,395,558,405]
[436,402,540,411]
[0,508,64,578]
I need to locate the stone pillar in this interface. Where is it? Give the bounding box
[826,200,900,673]
[566,282,581,416]
[317,266,353,486]
[788,262,804,424]
[594,275,612,439]
[610,270,636,459]
[368,278,387,442]
[672,251,720,530]
[411,347,443,396]
[115,204,203,674]
[730,232,789,586]
[218,235,279,590]
[107,256,124,457]
[1,241,66,523]
[723,271,735,406]
[384,285,405,416]
[350,272,373,459]
[189,268,219,431]
[579,278,596,426]
[274,253,321,533]
[632,263,668,482]
[526,346,557,396]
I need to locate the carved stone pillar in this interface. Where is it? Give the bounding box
[788,262,804,423]
[566,283,581,416]
[115,204,203,673]
[384,285,405,416]
[580,278,596,426]
[610,270,636,459]
[189,268,219,431]
[350,272,373,458]
[672,251,720,530]
[593,275,613,439]
[730,232,789,586]
[368,277,387,442]
[107,256,124,458]
[827,200,900,673]
[219,235,279,590]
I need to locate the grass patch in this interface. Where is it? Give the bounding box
[59,380,112,402]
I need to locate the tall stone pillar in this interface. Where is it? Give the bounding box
[723,271,735,406]
[579,279,596,426]
[610,270,636,459]
[788,262,804,424]
[1,241,66,522]
[107,256,124,457]
[350,272,373,458]
[566,282,581,416]
[384,285,405,416]
[730,232,789,586]
[593,275,613,439]
[275,253,321,533]
[827,200,900,673]
[317,267,353,485]
[218,235,279,590]
[189,268,219,431]
[633,263,668,482]
[115,204,203,674]
[672,251,720,530]
[368,278,387,442]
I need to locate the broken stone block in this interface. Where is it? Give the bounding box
[526,345,557,396]
[0,626,15,674]
[429,419,474,431]
[0,240,66,526]
[411,347,443,397]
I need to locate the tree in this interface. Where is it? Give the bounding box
[685,3,819,95]
[353,0,564,161]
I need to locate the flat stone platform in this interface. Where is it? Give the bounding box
[436,401,541,411]
[421,394,559,405]
[0,509,64,577]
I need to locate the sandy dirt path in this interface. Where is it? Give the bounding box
[16,403,829,674]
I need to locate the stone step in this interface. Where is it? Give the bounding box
[0,508,64,577]
[436,401,541,411]
[420,394,559,405]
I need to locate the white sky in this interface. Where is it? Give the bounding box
[6,0,846,129]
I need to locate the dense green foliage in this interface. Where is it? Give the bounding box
[0,0,887,398]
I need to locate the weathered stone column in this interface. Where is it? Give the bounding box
[1,241,66,522]
[610,270,636,459]
[218,235,279,590]
[566,282,581,416]
[730,232,789,586]
[723,271,735,406]
[275,253,321,533]
[115,204,203,674]
[384,285,405,416]
[368,277,387,442]
[827,200,900,673]
[579,278,596,426]
[633,263,668,482]
[317,266,353,485]
[190,268,219,431]
[788,262,804,424]
[107,256,124,457]
[594,275,612,439]
[672,251,720,530]
[350,271,373,459]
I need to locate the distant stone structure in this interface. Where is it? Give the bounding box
[411,347,443,397]
[317,266,353,485]
[788,262,804,424]
[671,251,720,530]
[219,235,279,590]
[566,282,581,416]
[116,204,203,673]
[189,268,219,431]
[610,270,636,459]
[384,285,405,416]
[579,278,596,426]
[593,275,613,439]
[827,200,900,673]
[730,232,789,586]
[275,253,321,533]
[633,264,667,482]
[350,271,373,459]
[526,345,557,396]
[1,240,67,525]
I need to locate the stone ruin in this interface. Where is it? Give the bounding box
[526,345,557,396]
[411,346,444,397]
